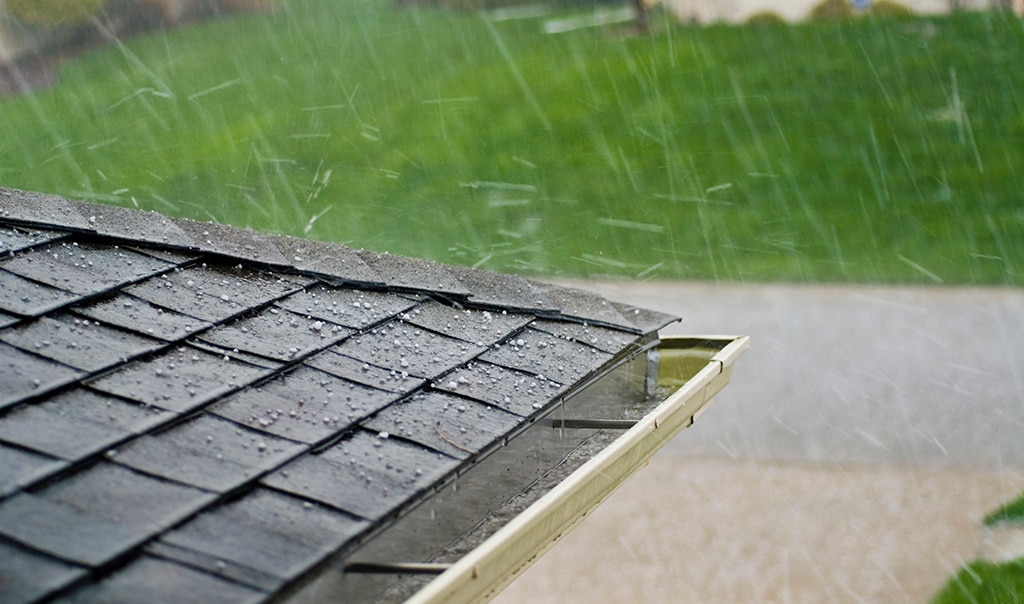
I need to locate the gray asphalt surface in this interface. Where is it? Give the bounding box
[493,281,1024,603]
[575,281,1024,470]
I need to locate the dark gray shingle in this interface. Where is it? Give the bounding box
[0,188,677,602]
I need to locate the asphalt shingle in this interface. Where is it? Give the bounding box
[0,188,677,602]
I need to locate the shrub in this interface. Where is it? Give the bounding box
[747,11,786,25]
[870,0,915,17]
[6,0,107,27]
[808,0,853,20]
[931,559,1024,603]
[984,490,1024,526]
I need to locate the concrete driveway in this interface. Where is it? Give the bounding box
[493,282,1024,603]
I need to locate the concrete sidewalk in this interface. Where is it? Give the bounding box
[493,282,1024,603]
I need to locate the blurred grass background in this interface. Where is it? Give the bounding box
[1,1,1022,284]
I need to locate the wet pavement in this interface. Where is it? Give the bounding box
[494,281,1024,603]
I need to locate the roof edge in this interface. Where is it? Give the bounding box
[0,188,679,334]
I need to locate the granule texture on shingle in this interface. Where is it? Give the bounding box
[0,342,83,410]
[208,364,401,445]
[479,327,613,386]
[0,269,81,317]
[401,300,534,346]
[207,374,395,444]
[198,306,353,362]
[126,264,303,323]
[74,293,212,342]
[159,488,368,588]
[332,320,486,380]
[0,493,142,566]
[61,555,265,604]
[80,204,196,250]
[0,310,18,329]
[274,284,418,329]
[529,318,643,354]
[0,225,67,255]
[0,443,66,498]
[270,237,383,287]
[0,463,212,566]
[262,430,459,521]
[0,540,85,604]
[433,361,565,417]
[0,388,167,461]
[363,391,523,460]
[0,313,163,373]
[2,241,174,297]
[355,250,471,298]
[88,344,277,414]
[304,350,426,395]
[112,414,307,493]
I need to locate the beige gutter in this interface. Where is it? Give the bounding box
[407,335,749,604]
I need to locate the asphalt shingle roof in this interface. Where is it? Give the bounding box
[0,187,677,602]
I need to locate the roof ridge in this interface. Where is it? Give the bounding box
[0,188,678,333]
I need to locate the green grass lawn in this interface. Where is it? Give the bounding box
[1,2,1022,284]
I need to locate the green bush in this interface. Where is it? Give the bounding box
[6,0,106,27]
[809,0,854,20]
[931,559,1024,603]
[870,0,915,17]
[747,11,786,25]
[984,490,1024,526]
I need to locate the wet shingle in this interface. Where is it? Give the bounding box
[78,204,196,249]
[158,488,368,590]
[126,265,302,323]
[0,443,66,497]
[271,237,383,287]
[0,313,163,373]
[402,300,534,346]
[479,327,613,386]
[527,281,640,332]
[113,414,306,493]
[304,350,426,395]
[447,264,548,311]
[0,225,67,255]
[0,463,212,566]
[198,306,353,362]
[0,189,94,231]
[262,430,459,521]
[74,293,213,342]
[433,361,565,417]
[0,540,85,604]
[0,189,674,603]
[62,555,265,604]
[529,318,641,354]
[355,250,471,298]
[0,269,81,317]
[0,388,167,461]
[0,310,18,329]
[2,241,174,297]
[274,284,418,330]
[88,344,277,414]
[208,365,399,444]
[332,320,486,380]
[610,301,678,335]
[363,391,523,460]
[173,220,294,268]
[0,342,83,410]
[0,493,139,566]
